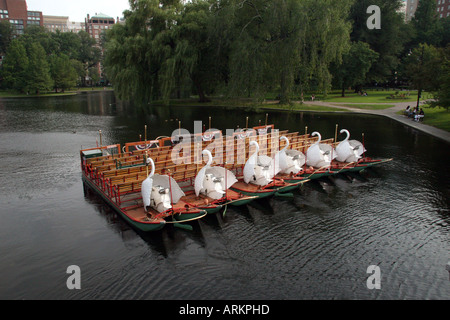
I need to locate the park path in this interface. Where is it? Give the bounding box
[295,100,450,144]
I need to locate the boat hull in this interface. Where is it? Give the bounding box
[230,186,276,199]
[174,210,208,221]
[82,175,165,232]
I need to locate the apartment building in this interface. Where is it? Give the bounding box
[0,0,43,34]
[43,15,86,33]
[43,15,69,32]
[406,0,450,20]
[436,0,450,18]
[85,13,115,43]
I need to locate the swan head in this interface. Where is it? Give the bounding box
[280,136,289,150]
[311,131,321,144]
[340,129,350,141]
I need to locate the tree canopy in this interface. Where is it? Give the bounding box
[0,0,448,107]
[0,27,101,93]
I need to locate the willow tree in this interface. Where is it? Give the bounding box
[297,0,353,98]
[104,0,182,103]
[162,0,222,102]
[226,0,353,104]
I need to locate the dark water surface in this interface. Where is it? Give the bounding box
[0,91,449,300]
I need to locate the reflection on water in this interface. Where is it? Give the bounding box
[0,91,449,300]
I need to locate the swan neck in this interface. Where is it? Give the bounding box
[203,150,213,167]
[150,159,155,177]
[281,136,289,151]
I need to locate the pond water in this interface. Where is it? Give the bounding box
[0,91,449,300]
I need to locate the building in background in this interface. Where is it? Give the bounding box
[406,0,420,21]
[43,15,85,33]
[85,13,115,43]
[68,20,85,33]
[436,0,450,18]
[398,0,407,18]
[406,0,450,20]
[43,15,69,32]
[0,0,43,35]
[85,13,116,85]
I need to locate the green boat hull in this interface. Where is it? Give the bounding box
[199,205,223,214]
[331,158,393,174]
[174,210,207,221]
[276,182,304,193]
[230,187,276,199]
[82,176,165,232]
[227,197,256,206]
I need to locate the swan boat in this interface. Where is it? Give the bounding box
[230,140,309,198]
[80,123,392,231]
[80,146,207,232]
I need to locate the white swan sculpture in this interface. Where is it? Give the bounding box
[243,141,280,186]
[141,157,185,213]
[306,131,336,168]
[335,129,366,163]
[276,136,305,175]
[194,149,237,200]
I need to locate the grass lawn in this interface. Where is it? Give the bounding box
[322,90,419,103]
[420,105,450,132]
[334,104,395,110]
[0,87,112,98]
[397,105,450,132]
[164,98,351,112]
[261,103,350,112]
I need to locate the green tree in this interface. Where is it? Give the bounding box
[78,31,101,86]
[70,59,86,86]
[50,30,82,60]
[88,67,100,85]
[24,26,58,54]
[429,46,450,110]
[226,0,352,103]
[403,43,442,108]
[163,0,218,102]
[104,0,183,102]
[1,39,29,92]
[350,0,409,83]
[298,0,353,98]
[49,53,77,92]
[25,42,53,94]
[410,0,442,47]
[0,20,13,54]
[331,41,379,97]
